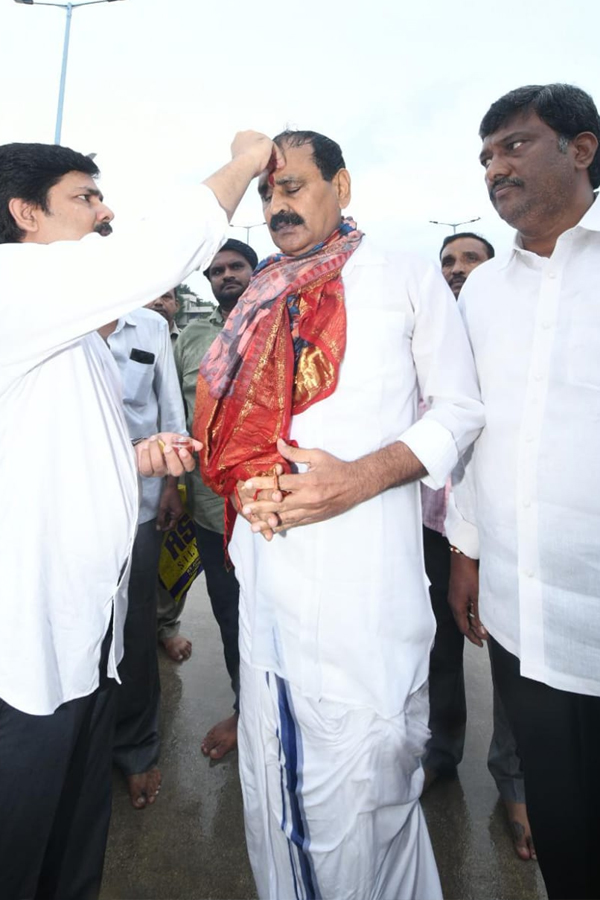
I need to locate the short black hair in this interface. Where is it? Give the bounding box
[272,130,346,182]
[479,83,600,189]
[203,238,258,279]
[0,143,100,244]
[440,232,495,261]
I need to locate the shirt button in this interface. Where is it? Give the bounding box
[548,272,556,279]
[534,373,544,381]
[542,321,552,329]
[525,569,534,578]
[523,498,531,507]
[525,434,534,442]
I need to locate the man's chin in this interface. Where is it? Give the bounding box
[270,227,308,256]
[217,292,244,309]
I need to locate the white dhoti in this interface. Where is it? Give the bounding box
[238,659,442,900]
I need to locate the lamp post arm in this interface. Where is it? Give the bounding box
[29,1,119,6]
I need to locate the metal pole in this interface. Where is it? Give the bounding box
[429,217,481,234]
[54,2,73,144]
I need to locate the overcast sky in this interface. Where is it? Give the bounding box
[1,0,598,296]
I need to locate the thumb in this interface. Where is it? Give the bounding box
[277,438,313,465]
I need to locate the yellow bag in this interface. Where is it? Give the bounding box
[158,486,202,603]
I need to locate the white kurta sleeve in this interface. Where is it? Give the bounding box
[445,447,480,558]
[398,260,484,489]
[1,184,227,373]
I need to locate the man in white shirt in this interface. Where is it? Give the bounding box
[0,132,280,900]
[424,231,534,860]
[99,308,186,809]
[446,83,600,900]
[196,130,485,900]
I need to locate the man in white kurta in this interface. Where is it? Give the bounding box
[0,132,279,900]
[227,131,485,900]
[445,83,600,900]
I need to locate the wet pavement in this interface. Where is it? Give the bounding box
[101,575,547,900]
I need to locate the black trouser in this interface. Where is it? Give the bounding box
[490,636,600,900]
[423,525,467,772]
[0,629,115,900]
[195,523,240,711]
[113,519,162,775]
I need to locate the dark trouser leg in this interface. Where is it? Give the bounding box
[423,526,467,773]
[113,519,163,775]
[156,579,187,642]
[0,633,115,900]
[487,641,526,803]
[490,636,600,900]
[194,523,240,711]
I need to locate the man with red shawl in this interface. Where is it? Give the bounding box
[195,130,484,900]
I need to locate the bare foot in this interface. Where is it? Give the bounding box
[161,634,192,662]
[127,767,162,810]
[504,799,536,860]
[201,713,238,760]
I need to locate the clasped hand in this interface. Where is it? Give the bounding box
[235,438,363,541]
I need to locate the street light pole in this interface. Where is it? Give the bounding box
[14,0,125,145]
[230,221,266,245]
[429,216,481,234]
[55,2,73,144]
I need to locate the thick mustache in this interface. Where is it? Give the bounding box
[490,177,523,200]
[270,212,305,231]
[94,222,113,237]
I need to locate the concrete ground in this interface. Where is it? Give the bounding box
[101,575,547,900]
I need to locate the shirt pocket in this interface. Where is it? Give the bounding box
[122,358,155,409]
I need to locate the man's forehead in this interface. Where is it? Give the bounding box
[211,249,250,268]
[258,142,320,190]
[481,110,547,147]
[443,237,487,256]
[61,170,98,187]
[56,169,103,198]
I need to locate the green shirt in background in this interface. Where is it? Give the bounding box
[174,307,226,534]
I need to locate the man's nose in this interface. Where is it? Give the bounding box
[97,201,114,224]
[268,190,292,216]
[485,154,511,190]
[451,261,465,275]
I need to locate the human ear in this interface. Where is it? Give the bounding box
[333,169,352,209]
[8,198,42,236]
[572,132,599,174]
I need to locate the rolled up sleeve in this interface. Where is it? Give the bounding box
[403,260,485,488]
[445,448,480,558]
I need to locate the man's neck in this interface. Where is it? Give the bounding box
[519,190,596,258]
[98,320,117,342]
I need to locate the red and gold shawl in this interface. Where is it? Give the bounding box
[193,218,363,506]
